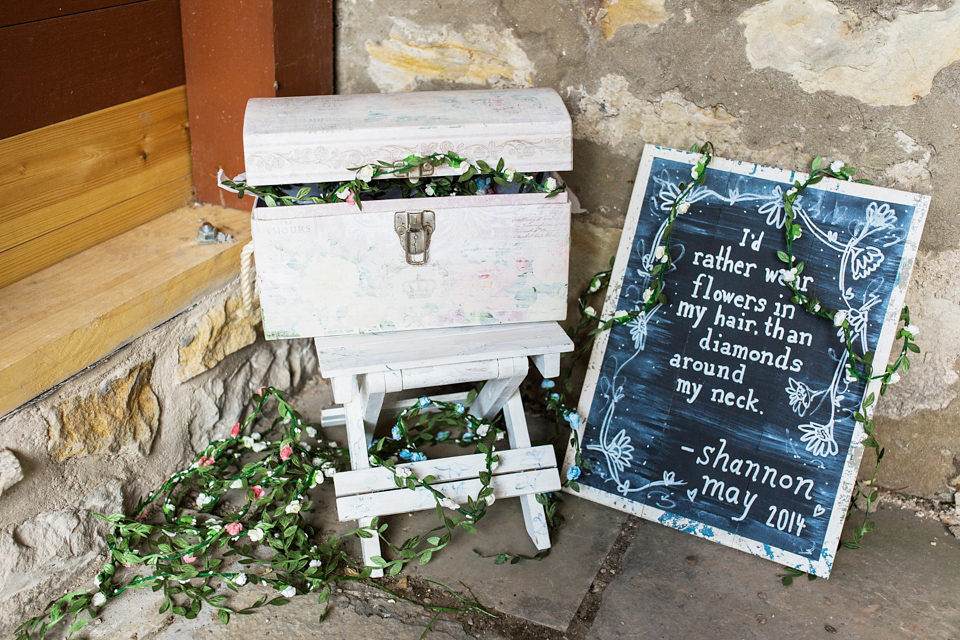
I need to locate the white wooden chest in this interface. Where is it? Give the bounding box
[242,88,573,339]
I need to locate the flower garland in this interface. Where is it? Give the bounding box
[220,151,566,209]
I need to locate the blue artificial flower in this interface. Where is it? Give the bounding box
[566,466,581,481]
[417,396,431,408]
[398,450,414,461]
[549,393,560,401]
[410,451,427,462]
[391,425,403,440]
[565,411,581,430]
[436,431,450,441]
[475,177,492,191]
[541,379,556,389]
[461,432,474,443]
[454,403,466,415]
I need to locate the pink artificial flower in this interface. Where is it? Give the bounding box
[226,522,243,536]
[279,444,293,461]
[345,190,356,205]
[182,555,196,564]
[251,485,264,500]
[134,513,146,522]
[230,422,241,438]
[257,386,268,395]
[198,456,214,467]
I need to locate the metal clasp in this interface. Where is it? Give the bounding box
[392,161,435,179]
[394,211,435,265]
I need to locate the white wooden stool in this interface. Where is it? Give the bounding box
[314,321,574,576]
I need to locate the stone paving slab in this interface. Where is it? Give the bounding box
[586,503,960,639]
[389,489,628,631]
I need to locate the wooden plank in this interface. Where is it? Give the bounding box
[0,86,191,254]
[314,322,574,378]
[273,0,334,98]
[0,1,142,29]
[336,469,562,522]
[320,391,471,427]
[0,177,192,289]
[0,205,250,416]
[0,0,185,138]
[333,445,558,496]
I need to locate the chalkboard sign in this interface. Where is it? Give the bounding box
[565,145,929,577]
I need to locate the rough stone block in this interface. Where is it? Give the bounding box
[48,361,159,461]
[0,449,22,498]
[177,296,259,382]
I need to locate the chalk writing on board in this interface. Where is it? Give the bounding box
[568,146,929,577]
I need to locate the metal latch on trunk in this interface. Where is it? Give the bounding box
[394,211,435,265]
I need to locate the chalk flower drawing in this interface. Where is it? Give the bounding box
[785,378,817,416]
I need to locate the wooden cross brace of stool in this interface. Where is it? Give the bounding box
[314,322,574,577]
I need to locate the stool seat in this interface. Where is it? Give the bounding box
[314,321,573,576]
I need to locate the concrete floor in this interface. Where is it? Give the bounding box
[59,382,960,639]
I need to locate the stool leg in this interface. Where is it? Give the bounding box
[341,375,385,577]
[502,389,552,550]
[470,357,528,421]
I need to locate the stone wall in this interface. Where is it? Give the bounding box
[336,0,960,499]
[0,279,318,633]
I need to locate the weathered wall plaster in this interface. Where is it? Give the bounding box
[364,18,534,93]
[739,0,960,106]
[334,0,960,500]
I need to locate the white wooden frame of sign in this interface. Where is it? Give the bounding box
[315,322,573,576]
[563,145,929,577]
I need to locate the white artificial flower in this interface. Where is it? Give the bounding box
[324,467,337,477]
[642,287,654,303]
[285,500,302,515]
[356,164,375,183]
[786,187,798,197]
[425,184,436,196]
[309,559,323,568]
[94,575,101,587]
[830,160,845,172]
[195,493,212,508]
[369,455,378,466]
[335,185,351,200]
[476,424,490,437]
[311,471,324,487]
[281,586,297,598]
[503,168,516,182]
[677,202,690,215]
[834,310,848,327]
[248,528,265,542]
[241,436,255,449]
[583,305,597,318]
[459,162,472,175]
[92,592,107,607]
[327,441,338,447]
[888,372,901,384]
[813,303,821,312]
[230,479,243,489]
[306,426,317,439]
[234,573,248,586]
[395,467,413,479]
[484,494,496,506]
[440,497,460,510]
[587,278,600,294]
[252,442,267,453]
[251,433,262,441]
[780,268,797,283]
[903,324,918,336]
[544,177,558,191]
[312,457,322,466]
[496,432,504,441]
[489,459,500,471]
[691,166,700,179]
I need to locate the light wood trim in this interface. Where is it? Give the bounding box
[0,205,250,417]
[0,86,191,260]
[0,176,192,288]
